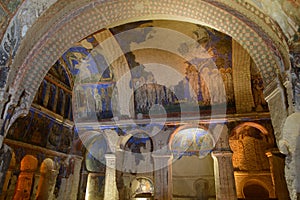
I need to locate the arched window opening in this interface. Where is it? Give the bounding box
[117,132,154,199]
[85,135,107,173]
[123,133,153,174]
[130,177,154,200]
[171,127,214,159]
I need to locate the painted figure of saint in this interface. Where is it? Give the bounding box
[93,88,102,113]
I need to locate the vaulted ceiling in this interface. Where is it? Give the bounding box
[0,0,299,133]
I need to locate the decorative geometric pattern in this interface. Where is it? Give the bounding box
[7,0,290,106]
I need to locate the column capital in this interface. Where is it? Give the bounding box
[105,153,116,159]
[68,154,84,161]
[212,150,233,157]
[265,148,285,158]
[152,153,173,169]
[152,153,172,159]
[105,153,116,169]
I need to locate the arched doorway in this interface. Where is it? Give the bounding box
[118,131,154,199]
[229,122,276,199]
[84,134,108,200]
[123,132,153,174]
[170,126,216,199]
[243,181,269,200]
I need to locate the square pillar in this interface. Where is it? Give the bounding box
[266,150,290,200]
[152,154,172,200]
[0,144,12,194]
[104,154,119,200]
[85,173,105,199]
[30,172,40,200]
[212,124,237,200]
[70,156,83,200]
[58,156,83,200]
[212,150,237,200]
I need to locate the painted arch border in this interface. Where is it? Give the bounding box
[9,0,289,108]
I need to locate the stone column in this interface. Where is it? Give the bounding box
[57,156,83,200]
[4,174,17,200]
[69,156,83,200]
[212,150,237,200]
[266,149,290,200]
[281,112,300,200]
[30,171,40,200]
[0,90,11,149]
[13,171,35,200]
[35,169,59,200]
[85,173,105,200]
[78,170,88,200]
[264,79,289,144]
[211,124,237,200]
[152,154,172,200]
[48,169,59,200]
[0,144,12,194]
[57,177,68,200]
[104,154,119,200]
[0,168,13,200]
[0,149,14,200]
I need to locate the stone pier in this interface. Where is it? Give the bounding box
[152,154,172,200]
[104,154,119,200]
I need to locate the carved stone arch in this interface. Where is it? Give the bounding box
[230,122,274,146]
[81,131,109,173]
[39,158,56,173]
[230,122,275,171]
[2,90,31,138]
[169,124,215,158]
[231,122,269,135]
[79,130,110,151]
[119,129,154,174]
[168,124,211,148]
[121,129,154,152]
